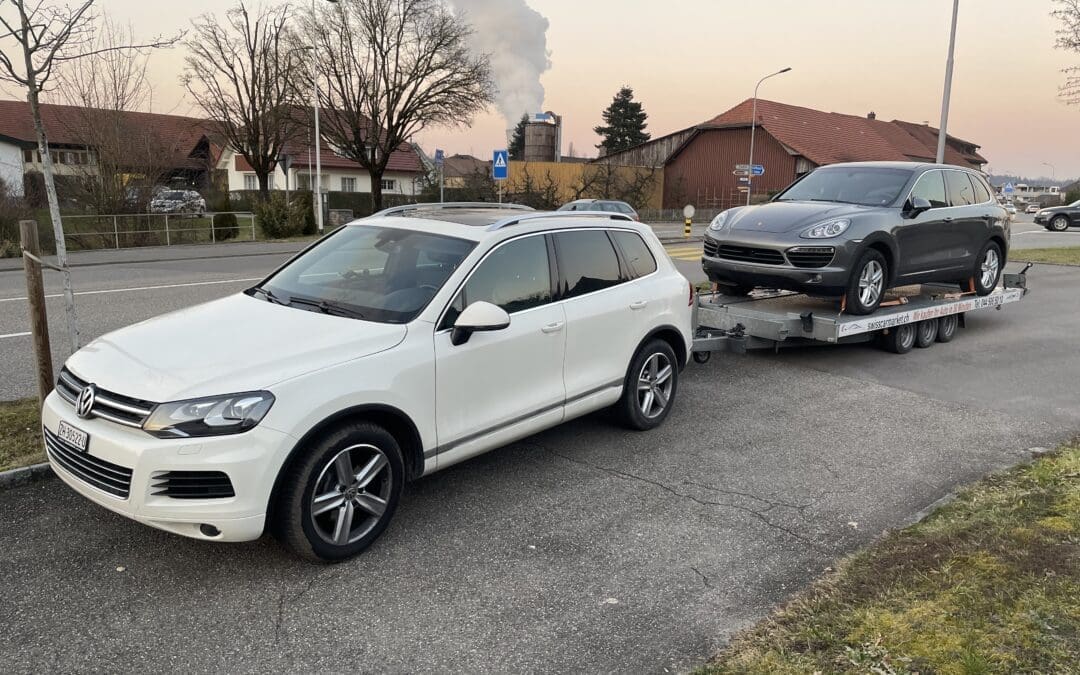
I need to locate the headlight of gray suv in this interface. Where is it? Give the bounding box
[143,391,275,438]
[801,218,851,239]
[708,210,731,233]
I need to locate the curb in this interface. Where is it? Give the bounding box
[0,462,53,490]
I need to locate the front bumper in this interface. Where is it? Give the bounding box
[701,234,855,294]
[42,390,293,542]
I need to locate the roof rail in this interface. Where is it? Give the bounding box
[486,210,634,232]
[368,202,534,218]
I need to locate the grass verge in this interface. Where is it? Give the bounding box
[0,398,43,472]
[1011,247,1080,266]
[702,444,1080,674]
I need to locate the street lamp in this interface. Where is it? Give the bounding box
[1042,162,1056,182]
[746,67,791,206]
[311,0,339,233]
[936,0,960,164]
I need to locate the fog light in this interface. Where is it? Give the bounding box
[199,523,221,537]
[808,274,822,283]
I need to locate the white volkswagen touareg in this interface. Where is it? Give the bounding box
[41,204,694,561]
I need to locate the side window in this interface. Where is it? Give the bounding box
[910,171,948,208]
[554,230,624,299]
[617,203,635,215]
[969,174,991,203]
[612,230,657,277]
[441,235,551,329]
[945,170,975,206]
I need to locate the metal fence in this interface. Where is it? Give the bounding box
[60,212,257,251]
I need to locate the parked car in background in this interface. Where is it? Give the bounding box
[558,199,639,220]
[1004,203,1017,219]
[150,189,207,215]
[701,162,1009,315]
[41,203,693,561]
[1025,204,1041,214]
[1034,199,1080,231]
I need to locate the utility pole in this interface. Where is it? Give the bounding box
[936,0,960,164]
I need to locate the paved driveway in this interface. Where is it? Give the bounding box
[1,264,1075,672]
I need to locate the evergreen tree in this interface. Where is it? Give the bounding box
[594,86,650,154]
[508,113,528,160]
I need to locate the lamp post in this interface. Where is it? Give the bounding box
[746,67,791,206]
[936,0,960,164]
[311,0,339,233]
[1042,162,1056,182]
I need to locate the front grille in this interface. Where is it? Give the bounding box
[716,244,785,266]
[44,426,132,499]
[151,471,235,499]
[786,246,836,268]
[702,237,719,257]
[55,367,157,429]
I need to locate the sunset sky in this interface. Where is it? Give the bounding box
[37,0,1080,180]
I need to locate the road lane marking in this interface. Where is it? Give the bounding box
[665,245,703,261]
[0,277,264,304]
[0,331,31,340]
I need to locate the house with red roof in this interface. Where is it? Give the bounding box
[598,99,987,209]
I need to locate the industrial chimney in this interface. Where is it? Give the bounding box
[523,111,562,162]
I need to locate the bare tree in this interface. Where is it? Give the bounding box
[1054,0,1080,104]
[184,2,302,197]
[298,0,494,210]
[0,0,177,352]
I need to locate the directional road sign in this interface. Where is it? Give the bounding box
[493,149,509,180]
[434,149,445,167]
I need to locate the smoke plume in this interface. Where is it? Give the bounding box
[450,0,551,128]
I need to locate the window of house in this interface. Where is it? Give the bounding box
[441,234,551,329]
[243,174,257,191]
[341,176,357,192]
[267,174,276,190]
[553,230,624,299]
[23,149,32,163]
[296,173,311,190]
[381,179,396,192]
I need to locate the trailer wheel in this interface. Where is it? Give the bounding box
[692,351,711,364]
[936,314,959,343]
[880,323,916,354]
[914,320,938,348]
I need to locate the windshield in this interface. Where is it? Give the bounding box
[776,167,913,207]
[256,226,475,324]
[1071,200,1080,208]
[160,191,186,200]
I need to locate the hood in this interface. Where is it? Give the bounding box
[65,294,407,402]
[727,201,876,234]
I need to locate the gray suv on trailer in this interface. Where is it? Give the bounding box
[701,162,1010,315]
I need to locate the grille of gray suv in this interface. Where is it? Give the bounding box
[55,368,157,429]
[43,426,133,498]
[786,246,836,268]
[716,244,785,266]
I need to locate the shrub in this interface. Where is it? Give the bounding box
[253,192,310,239]
[1066,188,1080,205]
[213,212,240,241]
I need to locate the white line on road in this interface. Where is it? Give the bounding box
[0,331,31,339]
[0,277,264,304]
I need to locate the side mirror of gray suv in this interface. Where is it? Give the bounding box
[905,197,933,218]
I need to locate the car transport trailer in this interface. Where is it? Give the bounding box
[690,265,1031,361]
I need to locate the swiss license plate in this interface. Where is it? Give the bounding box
[57,420,89,451]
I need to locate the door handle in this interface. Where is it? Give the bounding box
[541,321,564,334]
[629,300,648,310]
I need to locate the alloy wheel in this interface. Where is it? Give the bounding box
[980,248,1000,290]
[858,259,884,307]
[310,444,393,546]
[637,352,674,419]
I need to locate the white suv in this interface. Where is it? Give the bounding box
[41,204,693,561]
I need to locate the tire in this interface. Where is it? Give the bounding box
[717,283,753,297]
[936,314,959,343]
[880,323,916,354]
[272,422,404,562]
[845,249,887,315]
[973,241,1003,296]
[1049,215,1070,232]
[692,350,711,364]
[617,339,679,431]
[915,320,938,348]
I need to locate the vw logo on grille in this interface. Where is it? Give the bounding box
[76,384,97,419]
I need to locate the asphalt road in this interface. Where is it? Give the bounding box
[1,231,1079,672]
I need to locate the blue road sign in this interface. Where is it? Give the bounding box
[751,164,765,176]
[1003,182,1014,194]
[434,149,445,167]
[493,149,509,180]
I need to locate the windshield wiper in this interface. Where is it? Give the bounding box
[248,286,288,306]
[287,296,366,319]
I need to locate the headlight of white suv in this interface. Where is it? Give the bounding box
[708,211,730,232]
[143,391,275,438]
[801,219,851,239]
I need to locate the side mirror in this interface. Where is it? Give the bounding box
[905,197,932,218]
[450,301,510,346]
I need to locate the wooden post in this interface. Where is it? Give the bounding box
[20,220,54,405]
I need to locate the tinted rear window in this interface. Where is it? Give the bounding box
[970,174,991,203]
[553,230,623,298]
[612,231,657,277]
[945,171,976,206]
